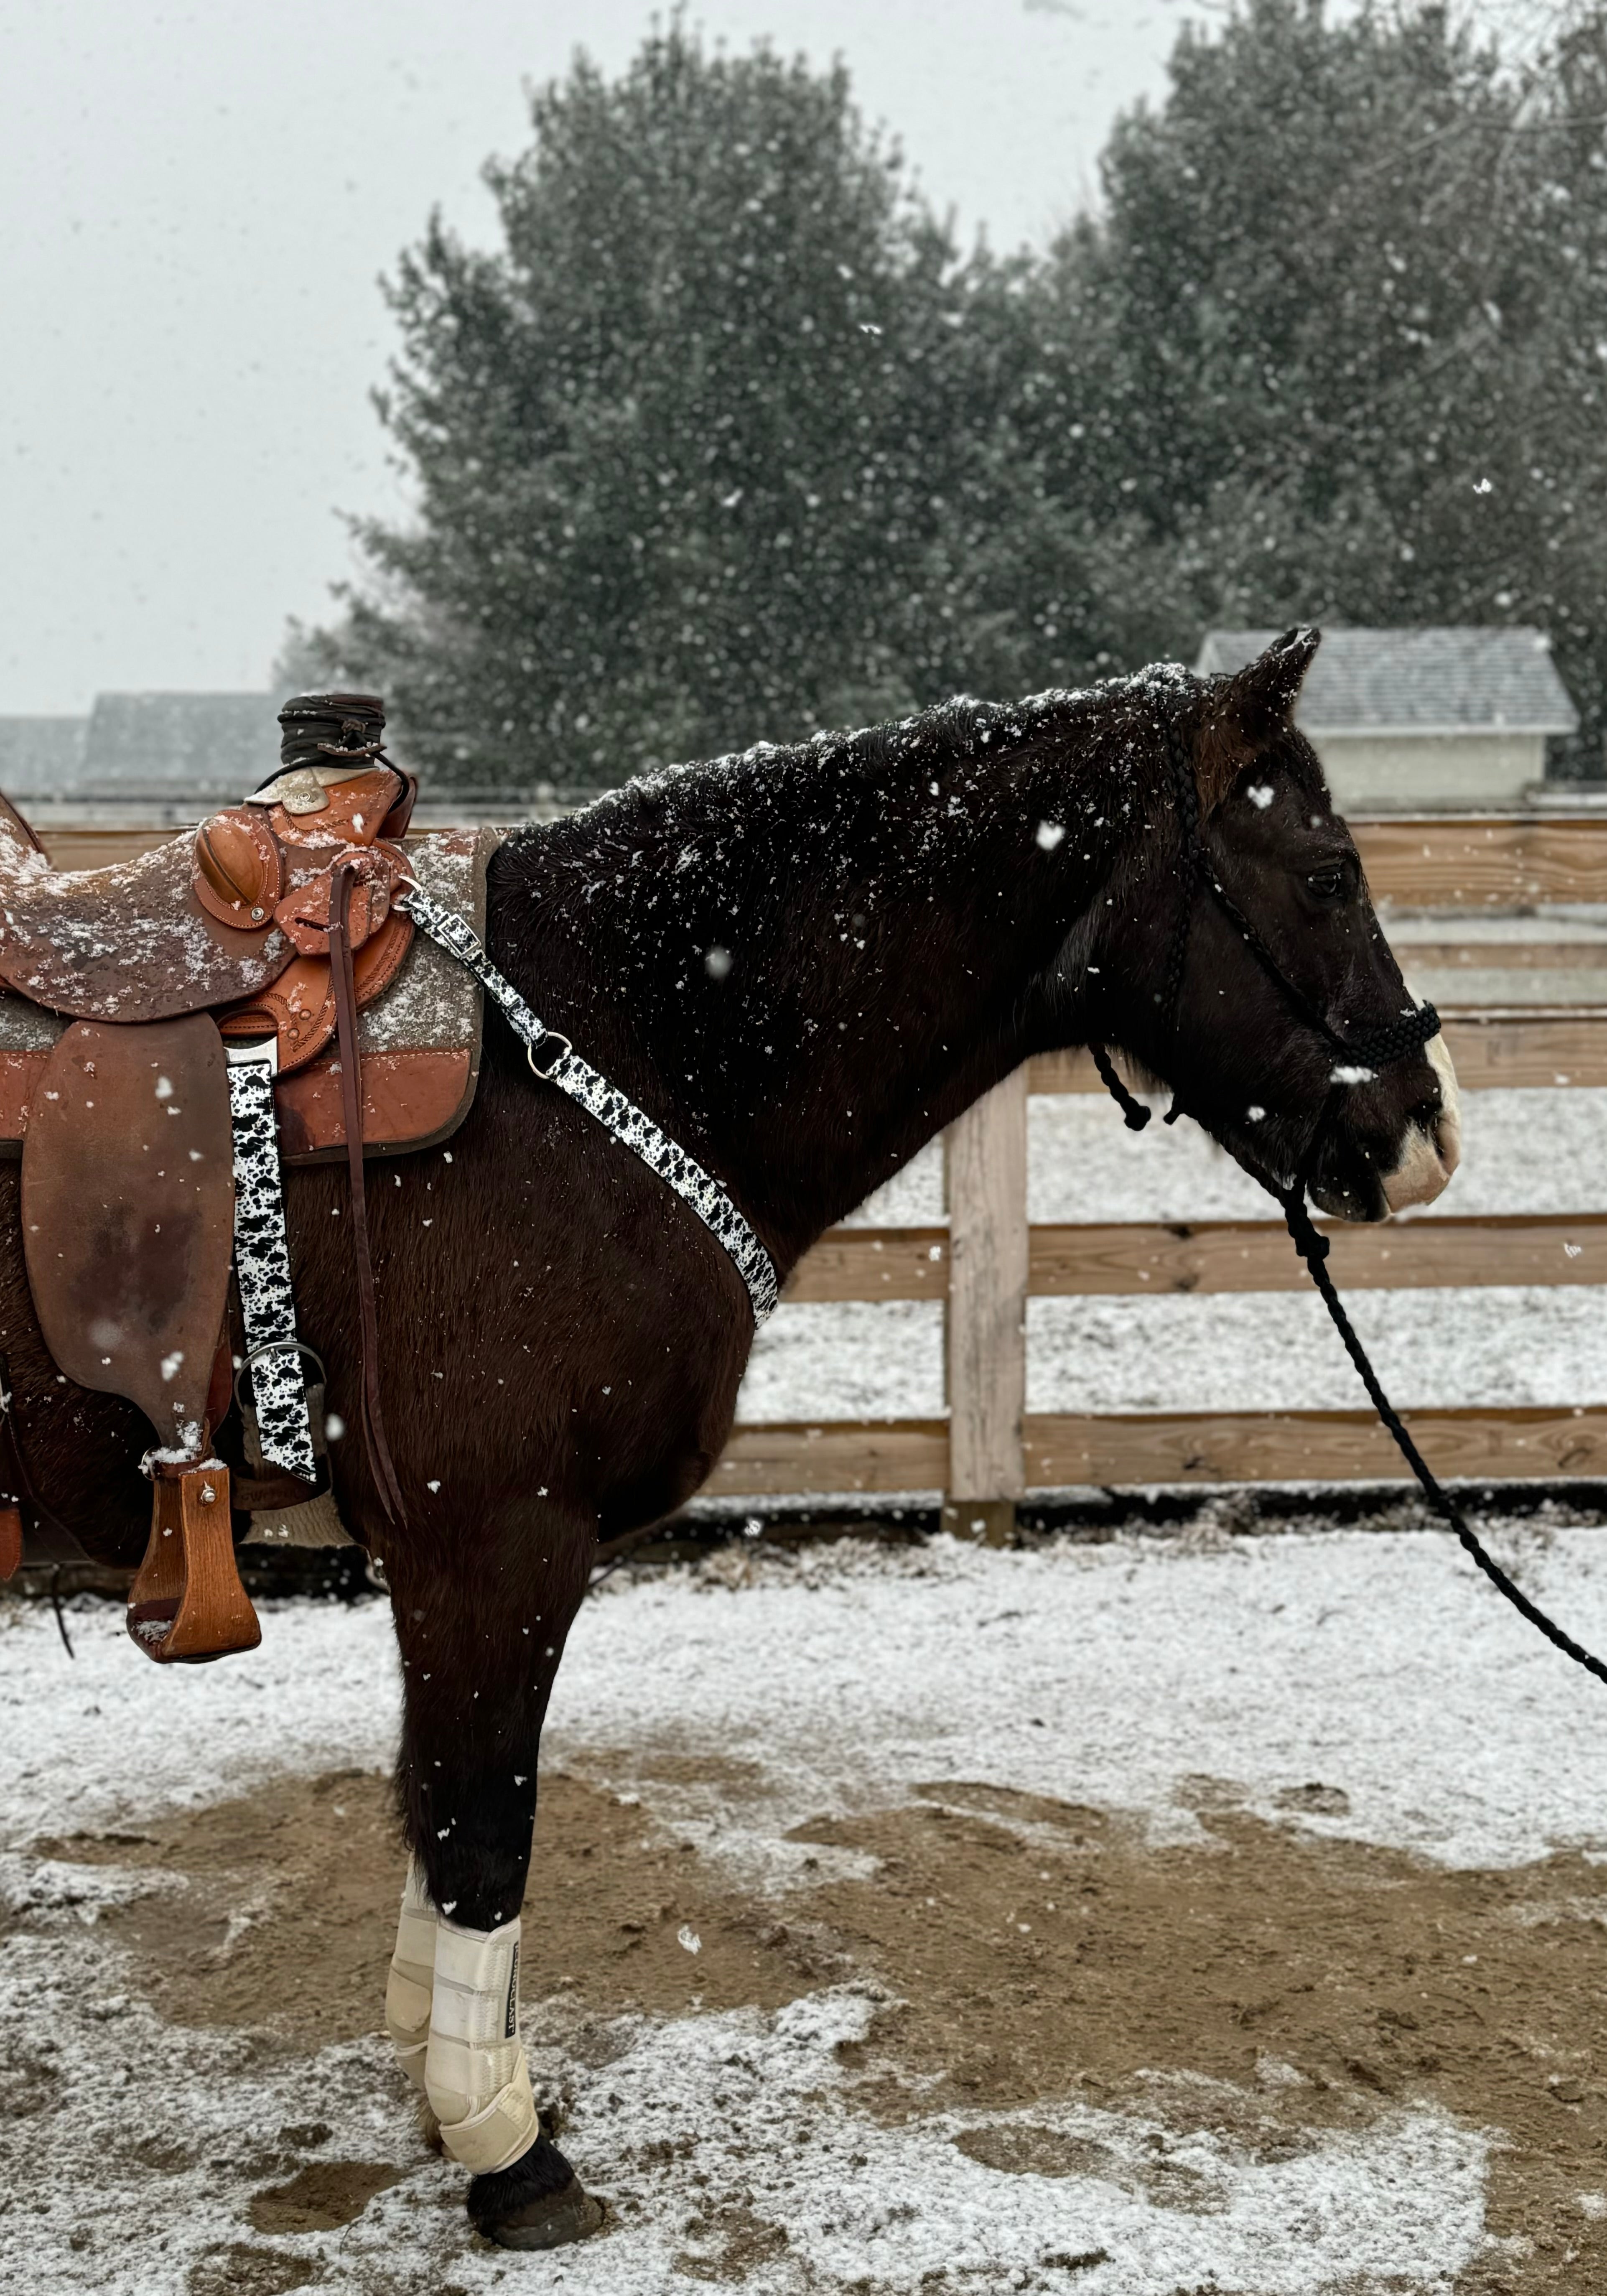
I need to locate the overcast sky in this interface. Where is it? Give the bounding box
[0,1,1209,716]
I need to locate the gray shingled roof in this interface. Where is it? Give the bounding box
[79,692,279,797]
[1194,627,1578,735]
[0,716,88,796]
[0,692,277,801]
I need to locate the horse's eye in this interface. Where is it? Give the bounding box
[1307,866,1345,901]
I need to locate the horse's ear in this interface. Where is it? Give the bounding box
[1195,626,1321,811]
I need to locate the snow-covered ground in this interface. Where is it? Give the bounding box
[9,1521,1607,1871]
[739,1087,1607,1424]
[5,1521,1607,2293]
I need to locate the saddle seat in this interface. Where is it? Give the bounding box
[0,694,497,1667]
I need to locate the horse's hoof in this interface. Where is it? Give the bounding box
[468,2138,604,2252]
[480,2176,604,2251]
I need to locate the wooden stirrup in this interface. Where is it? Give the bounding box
[126,1461,261,1665]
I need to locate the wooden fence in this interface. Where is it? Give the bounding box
[33,807,1607,899]
[711,815,1607,1519]
[46,813,1607,1516]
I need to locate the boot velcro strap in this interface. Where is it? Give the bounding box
[436,2056,539,2176]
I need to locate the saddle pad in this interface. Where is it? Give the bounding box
[0,828,499,1163]
[274,826,496,1162]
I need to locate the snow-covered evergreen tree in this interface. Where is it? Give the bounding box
[307,3,1607,786]
[302,25,1031,788]
[1025,0,1607,769]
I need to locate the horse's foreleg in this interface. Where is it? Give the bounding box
[385,1524,602,2251]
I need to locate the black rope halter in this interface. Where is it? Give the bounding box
[1089,702,1607,1690]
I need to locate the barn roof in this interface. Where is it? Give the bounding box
[1194,627,1579,736]
[0,714,89,795]
[0,692,277,800]
[81,692,277,797]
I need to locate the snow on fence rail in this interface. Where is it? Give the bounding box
[48,818,1607,1521]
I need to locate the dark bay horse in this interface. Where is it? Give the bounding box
[5,629,1458,2248]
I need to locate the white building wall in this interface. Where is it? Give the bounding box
[1304,730,1545,813]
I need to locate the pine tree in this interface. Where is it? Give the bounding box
[1020,0,1607,767]
[306,24,1022,790]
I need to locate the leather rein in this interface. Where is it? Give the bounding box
[1089,708,1607,1690]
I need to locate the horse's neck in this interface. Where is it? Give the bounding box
[524,700,1141,1262]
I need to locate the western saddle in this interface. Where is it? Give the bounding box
[0,693,471,1664]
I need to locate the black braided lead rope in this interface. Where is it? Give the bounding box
[1085,714,1195,1123]
[1278,1180,1607,1688]
[1159,714,1200,1034]
[1090,1043,1152,1131]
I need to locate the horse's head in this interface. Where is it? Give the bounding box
[1086,629,1459,1222]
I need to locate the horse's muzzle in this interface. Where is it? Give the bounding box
[1379,1032,1461,1213]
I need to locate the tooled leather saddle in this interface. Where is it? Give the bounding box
[0,693,493,1664]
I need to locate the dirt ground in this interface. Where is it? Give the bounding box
[27,1748,1607,2294]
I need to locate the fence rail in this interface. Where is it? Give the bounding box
[36,808,1607,900]
[787,1212,1607,1302]
[1352,814,1607,906]
[713,1406,1607,1498]
[747,1181,1607,1508]
[1029,1014,1607,1094]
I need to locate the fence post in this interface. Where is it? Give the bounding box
[943,1066,1029,1545]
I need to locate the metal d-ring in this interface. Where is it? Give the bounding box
[232,1338,329,1417]
[526,1031,572,1079]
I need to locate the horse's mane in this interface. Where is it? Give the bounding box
[576,667,1203,828]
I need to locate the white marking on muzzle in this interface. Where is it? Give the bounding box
[1381,1032,1461,1213]
[1428,1030,1462,1175]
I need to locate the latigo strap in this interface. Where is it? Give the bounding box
[330,860,408,1526]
